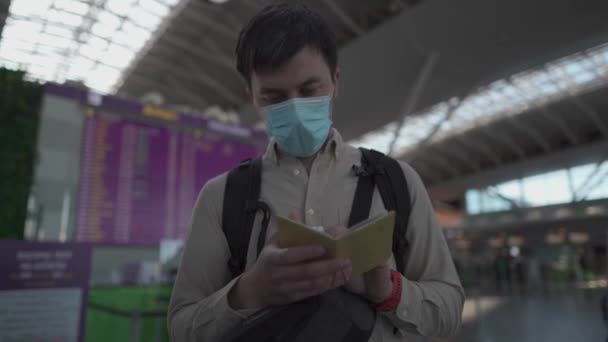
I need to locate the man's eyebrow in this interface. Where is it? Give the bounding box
[260,77,322,94]
[299,77,322,88]
[260,87,284,94]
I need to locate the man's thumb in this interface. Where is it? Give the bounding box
[326,225,347,238]
[288,210,302,223]
[266,232,279,246]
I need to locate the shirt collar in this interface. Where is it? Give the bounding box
[263,128,344,165]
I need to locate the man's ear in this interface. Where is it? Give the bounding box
[246,85,260,108]
[333,68,341,98]
[245,85,252,101]
[246,86,265,120]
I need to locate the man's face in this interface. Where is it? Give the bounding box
[249,46,340,110]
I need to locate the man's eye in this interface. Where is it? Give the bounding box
[300,88,318,97]
[263,94,286,104]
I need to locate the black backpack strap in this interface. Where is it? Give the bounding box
[349,148,412,274]
[222,157,270,279]
[348,163,375,228]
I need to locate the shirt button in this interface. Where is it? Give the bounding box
[307,208,315,216]
[293,169,300,176]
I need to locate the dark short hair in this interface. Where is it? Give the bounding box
[235,2,338,83]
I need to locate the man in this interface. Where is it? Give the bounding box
[602,292,608,342]
[168,3,464,341]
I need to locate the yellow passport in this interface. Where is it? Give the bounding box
[276,211,395,275]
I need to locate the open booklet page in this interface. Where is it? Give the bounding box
[276,211,395,274]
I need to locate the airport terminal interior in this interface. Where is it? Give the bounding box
[1,0,608,341]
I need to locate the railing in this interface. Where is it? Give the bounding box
[88,300,168,342]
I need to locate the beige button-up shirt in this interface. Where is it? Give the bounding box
[168,129,464,341]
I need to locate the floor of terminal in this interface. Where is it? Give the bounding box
[433,288,605,342]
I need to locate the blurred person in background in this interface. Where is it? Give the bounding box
[602,292,608,342]
[167,2,463,342]
[578,247,591,280]
[494,248,512,292]
[514,256,526,294]
[526,249,542,292]
[540,260,551,290]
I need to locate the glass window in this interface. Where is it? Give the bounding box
[570,163,596,200]
[522,170,571,206]
[578,163,608,201]
[466,190,481,215]
[496,179,522,203]
[484,190,512,212]
[463,162,607,216]
[586,177,608,200]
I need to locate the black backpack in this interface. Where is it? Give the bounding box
[220,148,412,342]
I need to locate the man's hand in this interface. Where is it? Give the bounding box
[229,233,352,310]
[325,225,393,304]
[353,264,393,303]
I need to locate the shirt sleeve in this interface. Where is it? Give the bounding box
[167,174,252,341]
[380,163,465,337]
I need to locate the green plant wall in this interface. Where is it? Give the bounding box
[0,68,42,239]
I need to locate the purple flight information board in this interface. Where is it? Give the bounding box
[76,112,262,245]
[0,241,91,342]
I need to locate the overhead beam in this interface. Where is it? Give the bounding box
[182,58,243,105]
[186,2,239,41]
[203,36,236,68]
[454,134,502,167]
[248,0,269,7]
[155,8,240,73]
[388,52,440,156]
[417,153,460,178]
[570,96,608,138]
[553,64,608,138]
[241,1,262,12]
[320,0,365,35]
[7,12,139,31]
[410,161,444,183]
[507,79,579,145]
[433,144,481,172]
[115,0,192,93]
[478,127,526,159]
[484,86,552,153]
[125,72,208,109]
[538,107,579,144]
[165,73,210,108]
[139,54,243,106]
[505,116,552,152]
[161,32,236,71]
[404,100,459,162]
[223,12,246,34]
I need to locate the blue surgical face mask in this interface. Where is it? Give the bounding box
[263,95,333,157]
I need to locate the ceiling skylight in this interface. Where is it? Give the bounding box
[0,0,182,93]
[350,43,608,157]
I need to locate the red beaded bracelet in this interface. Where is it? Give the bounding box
[370,270,402,312]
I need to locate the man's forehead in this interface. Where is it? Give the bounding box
[251,47,331,90]
[256,75,323,93]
